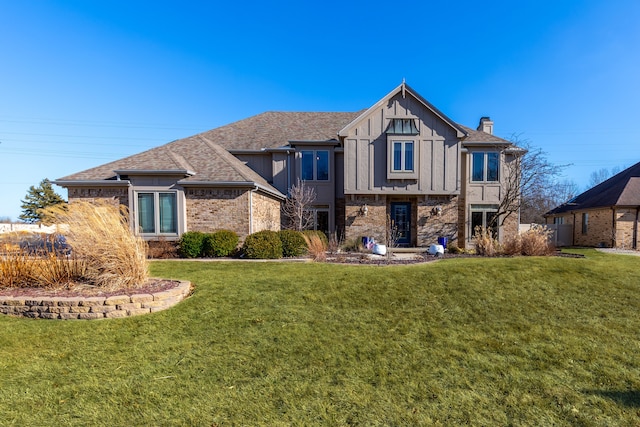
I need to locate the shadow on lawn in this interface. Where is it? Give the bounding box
[585,390,640,407]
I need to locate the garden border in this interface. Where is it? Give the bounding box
[0,280,192,320]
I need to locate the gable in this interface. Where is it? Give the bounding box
[339,82,467,139]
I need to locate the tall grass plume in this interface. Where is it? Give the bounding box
[51,201,148,290]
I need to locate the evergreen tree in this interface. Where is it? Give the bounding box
[19,179,67,224]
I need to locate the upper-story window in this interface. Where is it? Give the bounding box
[392,141,414,172]
[472,152,499,182]
[301,150,329,181]
[386,119,419,180]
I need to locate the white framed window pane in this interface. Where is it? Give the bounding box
[487,152,499,181]
[301,151,314,180]
[393,142,403,171]
[472,153,485,181]
[316,151,329,180]
[159,193,177,233]
[404,142,414,171]
[138,193,155,233]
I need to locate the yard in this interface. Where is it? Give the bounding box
[1,249,639,425]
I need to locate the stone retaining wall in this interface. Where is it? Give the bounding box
[0,280,191,320]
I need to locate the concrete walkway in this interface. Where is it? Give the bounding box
[596,248,640,256]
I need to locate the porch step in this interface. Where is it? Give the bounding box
[388,247,427,254]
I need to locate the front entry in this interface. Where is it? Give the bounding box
[390,202,411,246]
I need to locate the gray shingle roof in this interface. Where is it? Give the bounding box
[196,111,363,150]
[547,161,640,215]
[57,110,505,190]
[458,125,511,144]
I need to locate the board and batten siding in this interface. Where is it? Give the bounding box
[343,93,461,195]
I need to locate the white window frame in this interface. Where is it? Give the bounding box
[134,190,180,237]
[387,137,418,180]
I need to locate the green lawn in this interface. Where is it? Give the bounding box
[2,250,640,425]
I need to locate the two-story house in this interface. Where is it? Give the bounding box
[55,82,521,248]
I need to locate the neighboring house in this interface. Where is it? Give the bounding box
[55,82,521,248]
[545,161,640,249]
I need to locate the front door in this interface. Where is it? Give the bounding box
[390,202,411,246]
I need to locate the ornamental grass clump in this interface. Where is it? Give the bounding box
[302,232,328,262]
[504,224,556,256]
[0,232,88,289]
[52,201,148,290]
[472,226,500,257]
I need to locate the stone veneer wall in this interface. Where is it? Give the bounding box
[0,281,191,320]
[416,196,458,247]
[344,196,387,243]
[185,188,251,238]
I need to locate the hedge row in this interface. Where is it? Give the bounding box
[177,230,239,258]
[178,229,327,259]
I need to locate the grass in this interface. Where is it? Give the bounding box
[1,250,640,425]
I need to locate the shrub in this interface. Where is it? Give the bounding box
[147,237,178,259]
[242,230,283,259]
[447,244,464,254]
[178,231,206,258]
[202,230,239,258]
[473,227,500,257]
[340,237,364,253]
[278,230,307,258]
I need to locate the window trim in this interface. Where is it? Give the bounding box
[387,137,418,180]
[134,190,180,237]
[471,151,500,182]
[470,204,499,238]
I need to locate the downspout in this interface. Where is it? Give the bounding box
[612,207,616,248]
[249,187,255,235]
[572,212,576,246]
[634,207,639,249]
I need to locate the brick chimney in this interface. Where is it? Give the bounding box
[477,116,494,135]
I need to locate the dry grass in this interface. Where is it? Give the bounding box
[51,201,148,290]
[303,233,328,262]
[1,202,148,290]
[472,226,500,256]
[504,224,556,256]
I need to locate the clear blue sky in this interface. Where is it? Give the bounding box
[1,1,639,220]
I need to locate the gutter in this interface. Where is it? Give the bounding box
[53,180,132,187]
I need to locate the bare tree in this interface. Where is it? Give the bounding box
[491,137,570,227]
[587,166,622,189]
[282,179,316,231]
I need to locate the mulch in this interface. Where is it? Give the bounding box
[0,279,181,299]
